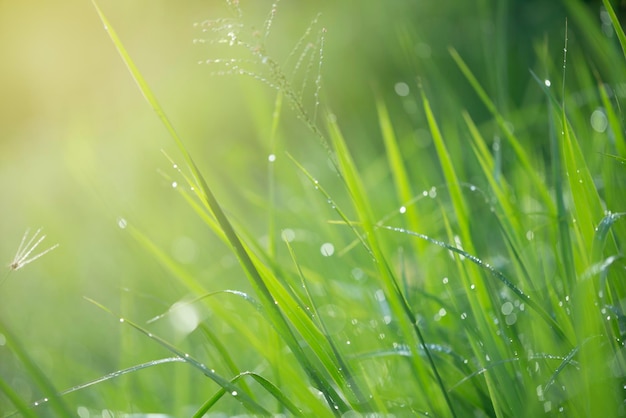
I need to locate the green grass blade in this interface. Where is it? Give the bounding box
[91,4,348,412]
[449,48,554,212]
[376,99,424,252]
[84,297,272,415]
[420,89,468,237]
[0,377,38,418]
[0,318,74,417]
[602,0,626,59]
[327,116,458,417]
[193,371,304,418]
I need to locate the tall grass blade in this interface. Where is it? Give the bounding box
[449,48,554,212]
[91,3,349,412]
[327,117,458,417]
[602,0,626,59]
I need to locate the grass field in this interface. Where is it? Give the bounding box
[1,0,626,417]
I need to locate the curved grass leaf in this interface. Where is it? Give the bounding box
[193,371,304,418]
[4,358,186,418]
[84,297,272,415]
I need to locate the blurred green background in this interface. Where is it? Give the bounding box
[0,0,618,415]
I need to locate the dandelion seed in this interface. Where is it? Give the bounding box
[8,228,59,271]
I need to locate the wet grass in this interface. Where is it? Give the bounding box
[1,0,626,416]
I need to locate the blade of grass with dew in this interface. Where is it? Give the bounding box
[286,152,373,257]
[533,67,605,284]
[378,224,568,340]
[376,99,424,252]
[449,47,555,213]
[84,297,279,416]
[0,318,74,417]
[283,238,373,410]
[439,207,518,417]
[327,115,457,417]
[267,91,283,260]
[597,80,626,158]
[602,0,626,59]
[91,4,349,412]
[126,222,332,412]
[463,111,544,298]
[193,371,304,418]
[527,70,576,297]
[421,89,500,332]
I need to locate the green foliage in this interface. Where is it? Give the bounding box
[1,0,625,417]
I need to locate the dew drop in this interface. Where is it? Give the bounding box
[394,82,410,97]
[320,242,335,256]
[544,79,551,87]
[351,268,364,281]
[501,301,514,315]
[442,277,449,284]
[231,390,238,396]
[119,318,125,323]
[399,206,407,214]
[590,108,608,133]
[268,154,276,162]
[117,217,128,229]
[281,228,295,242]
[172,181,178,188]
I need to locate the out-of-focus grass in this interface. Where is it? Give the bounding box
[1,0,625,416]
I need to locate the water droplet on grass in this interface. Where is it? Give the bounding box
[351,268,364,281]
[320,242,334,256]
[394,82,410,97]
[268,153,276,162]
[501,301,514,315]
[172,181,178,188]
[399,206,407,214]
[231,390,238,396]
[505,313,517,325]
[281,228,295,242]
[442,277,449,284]
[544,79,551,87]
[117,217,127,229]
[590,108,608,132]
